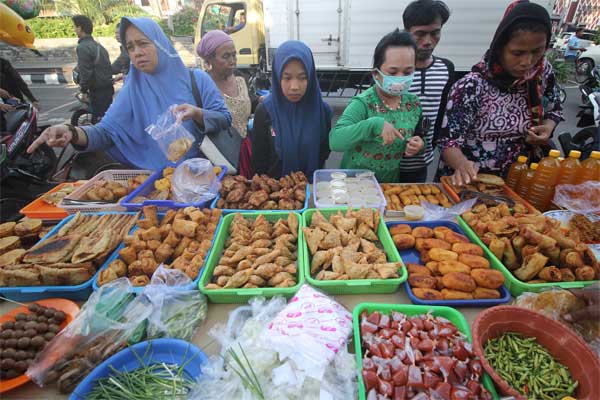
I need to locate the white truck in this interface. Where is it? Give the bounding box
[195,0,554,94]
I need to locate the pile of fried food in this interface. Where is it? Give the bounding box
[462,203,599,283]
[204,213,299,289]
[99,206,221,287]
[305,209,402,281]
[0,218,45,266]
[382,184,453,212]
[167,136,193,162]
[215,172,307,210]
[0,213,138,287]
[390,224,505,300]
[40,183,77,206]
[569,214,600,243]
[81,174,148,203]
[441,174,506,197]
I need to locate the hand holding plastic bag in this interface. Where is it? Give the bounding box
[554,181,600,214]
[171,158,220,203]
[146,105,195,162]
[421,198,478,221]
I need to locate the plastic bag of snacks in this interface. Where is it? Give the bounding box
[554,181,600,214]
[421,198,477,221]
[190,292,357,400]
[171,158,220,203]
[26,278,152,392]
[146,105,195,163]
[143,265,208,341]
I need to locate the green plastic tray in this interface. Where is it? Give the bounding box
[352,302,499,400]
[456,217,596,297]
[199,211,304,303]
[301,208,406,295]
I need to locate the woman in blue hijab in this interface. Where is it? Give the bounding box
[27,17,231,171]
[251,40,332,179]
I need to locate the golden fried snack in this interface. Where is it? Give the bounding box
[0,249,26,266]
[224,268,253,288]
[575,266,596,281]
[514,253,548,281]
[407,263,431,276]
[131,275,150,286]
[473,287,501,299]
[413,288,443,300]
[488,238,505,260]
[565,251,585,269]
[501,237,519,270]
[442,272,476,292]
[118,246,137,265]
[429,248,459,262]
[393,233,416,250]
[441,289,473,300]
[141,206,159,227]
[538,266,562,282]
[0,222,16,238]
[0,236,20,255]
[389,224,412,235]
[452,242,484,256]
[425,261,441,276]
[458,253,490,269]
[214,265,235,276]
[470,268,504,289]
[438,260,471,275]
[14,218,42,236]
[172,219,198,238]
[560,268,576,282]
[433,226,453,240]
[442,231,470,244]
[140,226,161,242]
[412,227,434,239]
[408,275,437,289]
[174,237,192,258]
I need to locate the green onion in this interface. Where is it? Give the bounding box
[224,344,265,400]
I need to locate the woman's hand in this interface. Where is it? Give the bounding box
[380,121,404,145]
[404,136,424,157]
[173,103,203,124]
[0,103,14,113]
[451,158,479,187]
[27,125,83,153]
[527,120,555,144]
[563,286,600,322]
[0,88,11,99]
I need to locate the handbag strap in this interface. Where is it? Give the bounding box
[189,69,203,109]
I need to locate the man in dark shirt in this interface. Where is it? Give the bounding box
[111,22,130,75]
[0,57,39,109]
[72,15,114,123]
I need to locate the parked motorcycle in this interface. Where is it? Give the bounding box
[69,70,122,127]
[578,65,600,105]
[559,91,600,160]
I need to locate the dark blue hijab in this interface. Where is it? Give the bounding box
[263,41,330,178]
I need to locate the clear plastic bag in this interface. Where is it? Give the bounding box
[142,265,208,341]
[553,181,600,214]
[146,105,195,162]
[171,158,220,203]
[26,278,152,392]
[421,198,478,221]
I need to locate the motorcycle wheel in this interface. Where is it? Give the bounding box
[559,88,567,104]
[71,108,93,127]
[575,59,594,83]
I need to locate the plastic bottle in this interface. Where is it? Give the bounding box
[517,163,538,200]
[556,150,582,186]
[575,151,600,184]
[527,149,562,211]
[506,155,528,190]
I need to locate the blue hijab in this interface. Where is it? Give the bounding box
[96,17,198,168]
[263,41,330,178]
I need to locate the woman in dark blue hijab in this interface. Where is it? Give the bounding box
[251,40,332,179]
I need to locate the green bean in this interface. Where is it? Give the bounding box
[484,333,578,400]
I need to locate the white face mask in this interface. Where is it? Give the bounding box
[375,69,414,96]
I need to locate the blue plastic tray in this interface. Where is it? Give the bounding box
[121,164,227,211]
[92,213,223,294]
[69,338,208,400]
[386,220,511,307]
[0,212,139,302]
[211,185,310,214]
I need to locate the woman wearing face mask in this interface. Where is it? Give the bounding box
[27,17,231,170]
[329,29,425,183]
[251,40,332,179]
[439,1,563,186]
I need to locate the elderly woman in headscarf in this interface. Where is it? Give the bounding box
[197,30,260,178]
[438,0,563,186]
[27,17,231,171]
[251,40,332,179]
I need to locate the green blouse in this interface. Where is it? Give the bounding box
[329,86,423,183]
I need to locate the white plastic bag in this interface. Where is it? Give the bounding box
[554,181,600,214]
[171,158,220,203]
[421,198,478,221]
[146,105,195,162]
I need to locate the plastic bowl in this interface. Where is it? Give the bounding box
[472,305,600,400]
[404,205,424,221]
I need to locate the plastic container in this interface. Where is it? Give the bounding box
[302,208,406,295]
[387,221,511,307]
[210,186,310,214]
[557,150,582,186]
[69,338,208,400]
[472,306,600,400]
[199,211,304,303]
[121,165,227,211]
[403,205,424,220]
[353,302,499,400]
[506,155,528,190]
[0,298,80,394]
[60,170,153,214]
[515,162,538,200]
[0,212,139,302]
[526,149,561,212]
[20,182,84,220]
[93,213,223,294]
[456,216,596,296]
[575,150,600,184]
[313,169,387,213]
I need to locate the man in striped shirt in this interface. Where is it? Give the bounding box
[399,0,454,182]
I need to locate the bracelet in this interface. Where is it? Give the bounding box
[65,124,79,145]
